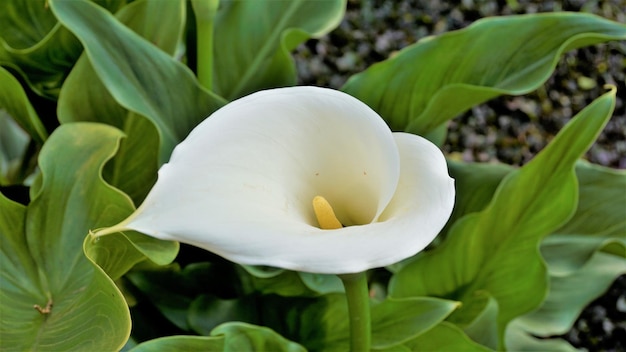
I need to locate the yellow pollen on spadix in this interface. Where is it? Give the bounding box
[312,196,343,230]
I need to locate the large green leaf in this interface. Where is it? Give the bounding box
[342,13,626,134]
[389,89,616,348]
[49,0,226,160]
[0,122,179,349]
[57,56,158,204]
[444,160,625,263]
[212,0,346,100]
[0,123,132,350]
[57,0,188,203]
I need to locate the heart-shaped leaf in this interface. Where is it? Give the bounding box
[0,123,132,350]
[389,88,616,347]
[444,160,625,272]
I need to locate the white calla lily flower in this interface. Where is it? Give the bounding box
[107,86,455,274]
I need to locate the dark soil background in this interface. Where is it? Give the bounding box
[294,0,625,350]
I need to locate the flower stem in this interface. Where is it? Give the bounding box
[339,272,371,352]
[191,0,219,91]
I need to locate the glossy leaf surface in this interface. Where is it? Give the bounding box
[343,13,626,135]
[389,89,616,347]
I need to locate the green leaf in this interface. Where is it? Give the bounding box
[505,319,577,352]
[402,322,493,352]
[558,161,626,238]
[370,297,460,349]
[543,161,626,275]
[57,56,159,203]
[342,13,626,134]
[298,272,345,295]
[238,267,345,296]
[455,291,499,350]
[441,160,513,239]
[0,123,131,350]
[57,0,188,203]
[129,335,224,352]
[0,66,47,143]
[84,229,179,281]
[443,160,626,264]
[210,322,306,352]
[238,265,317,297]
[513,251,625,338]
[49,0,226,160]
[389,88,616,347]
[212,0,346,100]
[286,294,459,351]
[118,0,186,56]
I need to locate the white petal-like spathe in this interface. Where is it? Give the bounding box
[120,87,454,274]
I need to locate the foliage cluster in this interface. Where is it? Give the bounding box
[1,0,625,350]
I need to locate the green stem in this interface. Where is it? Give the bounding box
[192,0,219,91]
[339,272,371,352]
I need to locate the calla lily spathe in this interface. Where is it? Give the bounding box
[109,87,455,274]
